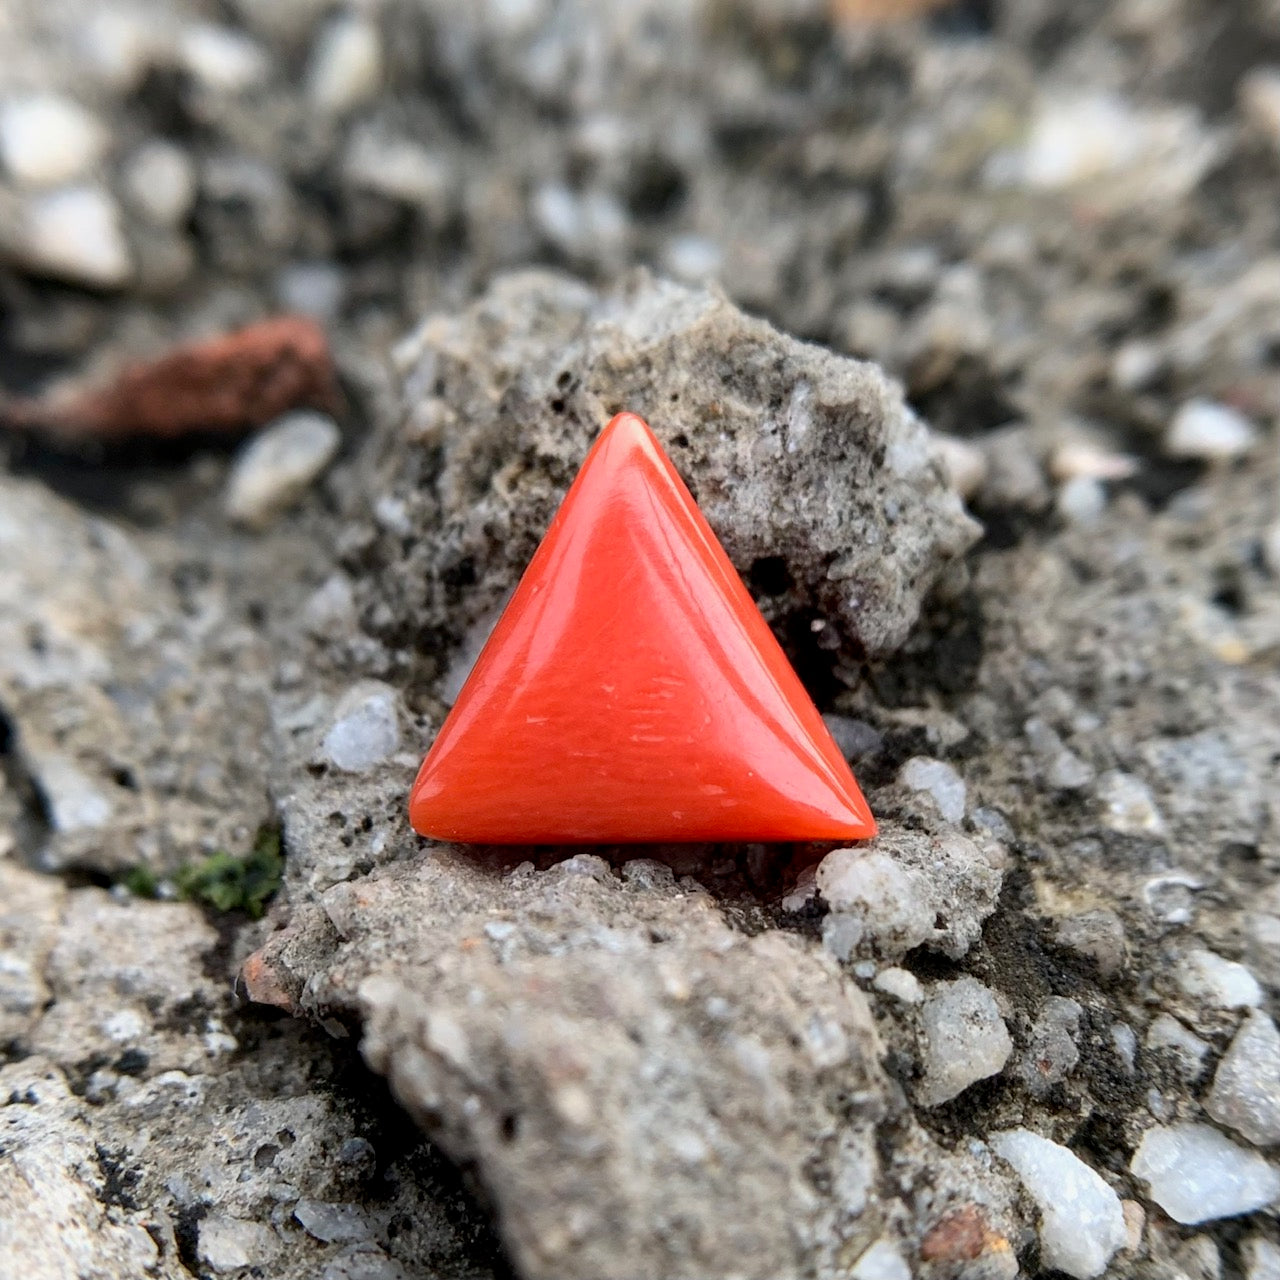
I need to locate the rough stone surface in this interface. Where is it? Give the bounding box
[990,1129,1126,1279]
[917,978,1012,1107]
[1205,1010,1280,1147]
[5,1,1280,1277]
[366,270,978,668]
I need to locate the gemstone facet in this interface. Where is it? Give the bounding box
[409,412,876,844]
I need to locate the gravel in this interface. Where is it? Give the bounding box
[897,756,967,823]
[224,410,342,529]
[1174,948,1264,1012]
[1166,399,1260,460]
[0,94,108,187]
[990,1129,1126,1279]
[1130,1123,1280,1224]
[15,185,131,288]
[917,978,1012,1107]
[1205,1010,1280,1147]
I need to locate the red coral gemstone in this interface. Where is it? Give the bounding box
[409,412,876,844]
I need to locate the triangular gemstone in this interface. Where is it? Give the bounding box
[409,412,876,844]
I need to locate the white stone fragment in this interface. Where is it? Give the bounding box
[197,1215,281,1272]
[815,849,931,956]
[0,95,109,187]
[991,1129,1126,1279]
[1166,399,1259,460]
[1130,1123,1280,1224]
[1097,770,1165,837]
[225,412,341,529]
[179,25,271,94]
[122,141,197,228]
[898,756,966,823]
[309,15,383,114]
[851,1239,912,1280]
[19,186,132,289]
[322,684,401,773]
[1050,441,1139,482]
[918,978,1012,1106]
[1175,948,1263,1011]
[1206,1010,1280,1146]
[873,967,922,1005]
[821,912,864,962]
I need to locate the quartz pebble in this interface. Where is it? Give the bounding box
[197,1214,281,1273]
[19,186,132,288]
[225,412,341,529]
[1174,948,1263,1011]
[873,967,923,1005]
[991,1129,1126,1279]
[1130,1123,1280,1224]
[898,756,966,823]
[123,141,197,228]
[0,95,108,187]
[293,1200,376,1244]
[322,684,401,773]
[918,978,1012,1106]
[1056,475,1106,526]
[309,15,383,113]
[179,25,271,94]
[1206,1010,1280,1146]
[1166,399,1259,460]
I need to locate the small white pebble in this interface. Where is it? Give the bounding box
[1097,770,1165,837]
[1205,1010,1280,1146]
[122,141,197,228]
[0,95,108,187]
[322,684,401,773]
[225,412,341,530]
[1241,68,1280,144]
[873,967,922,1005]
[179,25,271,94]
[992,1129,1127,1279]
[1057,475,1106,525]
[898,756,966,824]
[1050,441,1139,482]
[308,15,383,114]
[1131,1123,1280,1224]
[821,912,863,962]
[20,186,132,288]
[1166,399,1258,460]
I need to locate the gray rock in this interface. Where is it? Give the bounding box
[1050,909,1127,977]
[1205,1010,1280,1146]
[294,1199,379,1244]
[1174,948,1263,1012]
[370,271,979,665]
[1016,997,1082,1098]
[918,978,1012,1107]
[898,756,967,823]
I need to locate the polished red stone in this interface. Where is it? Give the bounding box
[409,412,876,844]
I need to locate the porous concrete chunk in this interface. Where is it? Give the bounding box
[991,1129,1126,1279]
[918,978,1012,1106]
[372,271,979,666]
[251,850,895,1280]
[225,411,342,529]
[1131,1123,1280,1223]
[0,1061,163,1278]
[815,826,1002,961]
[1206,1010,1280,1146]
